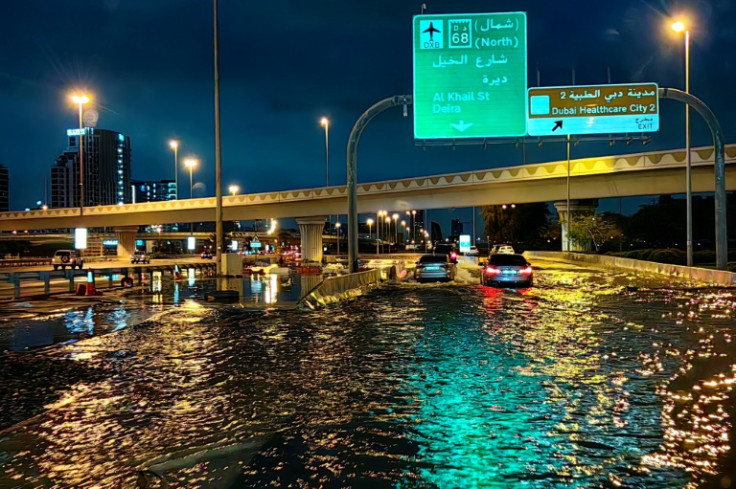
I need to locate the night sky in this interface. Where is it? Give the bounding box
[1,1,734,226]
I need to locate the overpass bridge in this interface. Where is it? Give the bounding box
[1,144,734,260]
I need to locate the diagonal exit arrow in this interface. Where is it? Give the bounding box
[450,120,474,132]
[552,120,563,132]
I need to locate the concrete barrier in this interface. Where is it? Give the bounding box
[525,251,736,287]
[299,269,383,310]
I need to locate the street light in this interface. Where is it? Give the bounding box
[392,213,399,245]
[377,210,386,254]
[321,117,330,226]
[169,140,179,199]
[385,216,392,253]
[71,93,90,212]
[671,18,693,266]
[367,218,375,254]
[184,158,198,199]
[320,117,329,187]
[228,184,240,196]
[335,222,341,256]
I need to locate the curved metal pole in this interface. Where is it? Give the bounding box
[346,95,412,273]
[659,87,727,270]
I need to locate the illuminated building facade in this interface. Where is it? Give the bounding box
[50,128,132,208]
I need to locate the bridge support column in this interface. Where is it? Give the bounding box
[553,199,598,252]
[113,226,139,259]
[296,216,327,264]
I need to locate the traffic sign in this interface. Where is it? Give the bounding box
[413,12,528,139]
[527,83,659,136]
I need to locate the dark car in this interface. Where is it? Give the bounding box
[433,243,458,263]
[201,251,213,259]
[414,254,457,283]
[131,251,150,264]
[480,253,533,288]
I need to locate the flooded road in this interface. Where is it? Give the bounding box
[0,259,734,488]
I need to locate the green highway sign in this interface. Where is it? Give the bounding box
[527,83,659,136]
[413,12,527,140]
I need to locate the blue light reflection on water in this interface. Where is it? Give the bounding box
[389,283,697,488]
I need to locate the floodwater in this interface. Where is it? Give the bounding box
[0,260,734,488]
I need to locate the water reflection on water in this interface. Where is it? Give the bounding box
[0,264,734,488]
[0,271,309,353]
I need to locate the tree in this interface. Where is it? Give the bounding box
[567,212,623,253]
[481,203,549,247]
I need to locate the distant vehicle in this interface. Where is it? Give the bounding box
[433,243,458,263]
[464,246,479,256]
[490,244,515,255]
[201,251,213,259]
[131,251,150,264]
[414,254,457,283]
[480,253,533,288]
[51,249,84,270]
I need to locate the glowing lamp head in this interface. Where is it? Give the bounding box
[671,20,686,32]
[169,140,179,150]
[228,184,240,195]
[184,158,198,169]
[320,117,329,128]
[71,94,90,105]
[367,218,374,226]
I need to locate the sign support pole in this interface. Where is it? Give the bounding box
[566,134,571,252]
[347,95,412,273]
[659,88,727,270]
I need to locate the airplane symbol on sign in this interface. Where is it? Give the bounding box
[422,22,440,40]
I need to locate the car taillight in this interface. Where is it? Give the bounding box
[450,252,457,259]
[520,266,533,275]
[484,266,500,275]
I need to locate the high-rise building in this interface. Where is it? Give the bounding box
[0,164,8,211]
[451,218,463,239]
[131,179,176,203]
[50,128,132,208]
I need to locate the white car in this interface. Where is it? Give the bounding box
[490,244,515,255]
[51,249,84,270]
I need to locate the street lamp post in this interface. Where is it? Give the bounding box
[71,94,89,213]
[377,210,385,254]
[320,117,329,187]
[184,158,198,199]
[367,218,374,254]
[392,213,399,247]
[335,222,341,256]
[169,140,179,199]
[672,19,693,266]
[385,216,392,253]
[320,117,330,226]
[184,158,198,233]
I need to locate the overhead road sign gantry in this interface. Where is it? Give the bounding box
[413,12,527,140]
[527,83,659,137]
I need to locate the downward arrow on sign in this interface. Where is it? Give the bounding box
[451,120,474,132]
